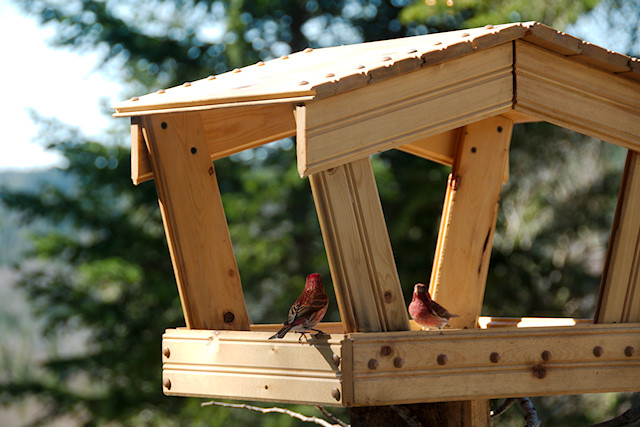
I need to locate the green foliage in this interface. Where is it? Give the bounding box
[3,0,639,425]
[399,0,600,31]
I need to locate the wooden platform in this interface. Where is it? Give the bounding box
[162,321,640,407]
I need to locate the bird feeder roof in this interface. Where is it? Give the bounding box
[112,21,640,117]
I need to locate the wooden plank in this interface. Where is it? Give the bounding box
[514,41,640,151]
[162,328,344,406]
[397,128,461,166]
[348,323,640,405]
[133,103,296,184]
[141,112,250,330]
[309,157,410,333]
[296,43,514,177]
[428,116,514,329]
[596,150,640,324]
[130,117,154,185]
[425,116,512,426]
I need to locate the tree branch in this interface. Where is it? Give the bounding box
[491,398,540,427]
[588,405,640,427]
[390,405,424,427]
[316,406,349,427]
[201,400,348,427]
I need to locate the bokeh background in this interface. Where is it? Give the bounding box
[1,0,639,425]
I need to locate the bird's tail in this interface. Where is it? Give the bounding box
[269,324,292,340]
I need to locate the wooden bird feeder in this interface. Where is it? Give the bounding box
[113,22,640,423]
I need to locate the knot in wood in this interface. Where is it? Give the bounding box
[368,359,379,370]
[393,357,404,368]
[383,291,393,303]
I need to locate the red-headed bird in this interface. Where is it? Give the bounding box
[269,273,329,341]
[408,283,459,329]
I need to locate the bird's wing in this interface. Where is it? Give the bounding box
[287,292,328,325]
[430,300,459,319]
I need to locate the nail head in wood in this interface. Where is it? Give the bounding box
[394,357,404,368]
[490,352,500,363]
[593,346,603,357]
[223,311,235,323]
[163,346,170,358]
[541,350,551,362]
[331,388,341,401]
[497,126,503,133]
[332,354,341,367]
[190,147,197,154]
[161,122,168,129]
[471,146,477,153]
[437,354,448,365]
[380,346,392,357]
[368,359,379,370]
[208,166,214,176]
[532,364,546,379]
[163,378,172,390]
[625,346,635,357]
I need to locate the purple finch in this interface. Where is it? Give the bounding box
[408,283,459,329]
[269,273,329,341]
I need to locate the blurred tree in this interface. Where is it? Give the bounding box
[2,0,639,425]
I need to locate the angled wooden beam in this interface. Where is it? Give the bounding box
[132,103,296,185]
[309,157,410,333]
[141,112,250,330]
[296,43,514,177]
[514,40,640,151]
[596,150,640,324]
[426,116,513,427]
[429,116,513,327]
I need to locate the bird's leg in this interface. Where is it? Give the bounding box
[298,332,309,343]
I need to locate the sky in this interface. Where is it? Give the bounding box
[0,1,122,171]
[0,1,634,173]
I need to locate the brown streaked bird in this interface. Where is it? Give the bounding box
[408,283,459,329]
[269,273,328,341]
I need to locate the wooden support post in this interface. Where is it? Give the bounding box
[596,150,640,324]
[141,112,250,330]
[309,157,410,333]
[427,116,514,426]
